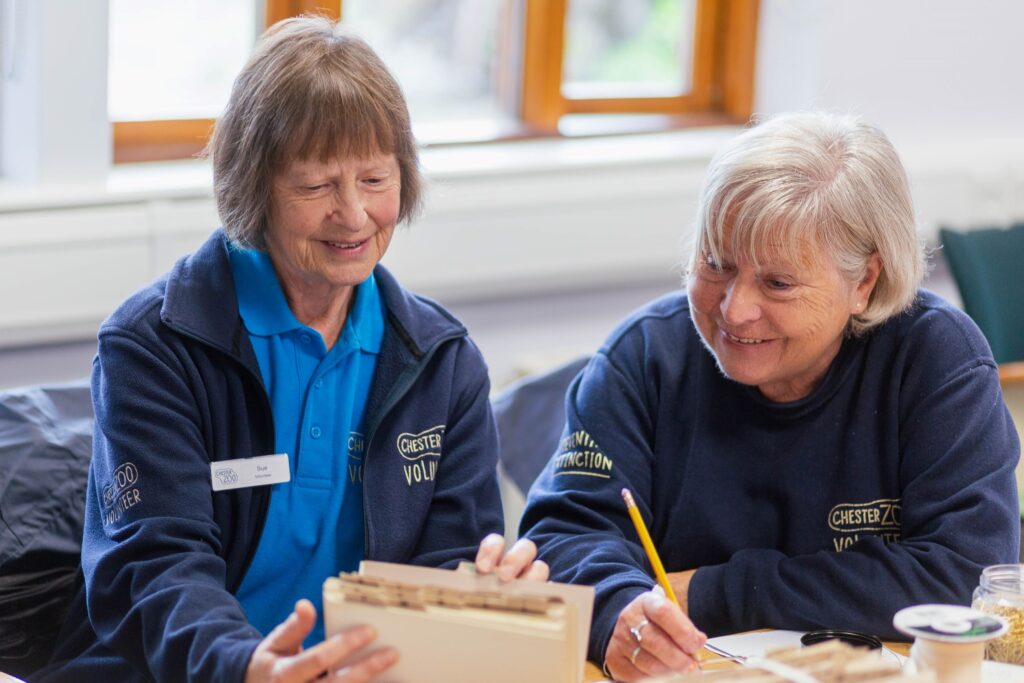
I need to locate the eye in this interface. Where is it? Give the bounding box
[701,253,722,271]
[761,274,799,294]
[363,174,394,189]
[698,253,733,280]
[303,184,327,192]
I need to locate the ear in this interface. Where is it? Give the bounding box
[851,252,882,313]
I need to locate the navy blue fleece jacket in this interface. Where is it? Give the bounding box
[37,230,503,682]
[521,290,1019,663]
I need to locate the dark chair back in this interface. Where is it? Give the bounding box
[492,356,590,496]
[0,380,92,678]
[940,223,1024,364]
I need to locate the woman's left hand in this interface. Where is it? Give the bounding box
[474,533,549,581]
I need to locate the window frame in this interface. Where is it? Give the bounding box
[111,0,340,163]
[522,0,759,133]
[112,0,758,163]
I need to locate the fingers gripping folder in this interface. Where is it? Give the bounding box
[323,561,595,683]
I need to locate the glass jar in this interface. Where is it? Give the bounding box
[971,563,1024,664]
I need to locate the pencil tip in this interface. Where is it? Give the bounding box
[621,488,633,505]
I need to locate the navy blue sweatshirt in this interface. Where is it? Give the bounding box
[521,290,1019,663]
[37,230,503,682]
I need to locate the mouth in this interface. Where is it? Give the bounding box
[723,330,770,345]
[322,238,368,251]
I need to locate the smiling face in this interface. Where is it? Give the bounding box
[687,237,880,403]
[265,152,401,310]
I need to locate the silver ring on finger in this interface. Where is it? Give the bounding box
[629,644,642,666]
[629,617,650,643]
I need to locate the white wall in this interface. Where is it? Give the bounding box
[0,0,110,182]
[0,130,722,351]
[756,0,1024,231]
[1,1,1023,387]
[757,0,1024,141]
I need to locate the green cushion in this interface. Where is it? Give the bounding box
[940,223,1024,364]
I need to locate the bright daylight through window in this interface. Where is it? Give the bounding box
[108,0,757,162]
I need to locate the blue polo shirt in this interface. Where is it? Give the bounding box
[228,246,384,645]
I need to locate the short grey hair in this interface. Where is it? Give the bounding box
[207,15,423,250]
[689,111,925,335]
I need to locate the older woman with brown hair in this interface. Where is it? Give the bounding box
[520,111,1020,681]
[36,16,543,683]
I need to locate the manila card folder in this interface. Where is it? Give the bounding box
[323,560,595,683]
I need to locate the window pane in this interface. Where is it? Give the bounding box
[342,0,515,140]
[109,0,258,121]
[563,0,696,100]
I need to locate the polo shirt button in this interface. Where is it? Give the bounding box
[310,426,322,439]
[315,379,324,389]
[300,334,311,344]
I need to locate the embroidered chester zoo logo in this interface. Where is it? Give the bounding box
[396,425,445,487]
[101,462,143,526]
[348,431,365,484]
[828,498,901,550]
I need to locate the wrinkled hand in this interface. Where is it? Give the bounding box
[474,533,549,581]
[604,589,706,682]
[245,599,398,683]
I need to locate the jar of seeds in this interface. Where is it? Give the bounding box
[972,563,1024,664]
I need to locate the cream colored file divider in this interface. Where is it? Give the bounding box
[324,561,594,683]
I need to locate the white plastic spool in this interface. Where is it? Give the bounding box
[893,604,1008,683]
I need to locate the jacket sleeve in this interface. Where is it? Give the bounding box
[84,327,261,682]
[406,337,505,568]
[520,351,660,663]
[688,358,1020,639]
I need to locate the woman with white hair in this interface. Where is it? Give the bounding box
[521,111,1020,681]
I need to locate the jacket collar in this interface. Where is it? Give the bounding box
[161,229,245,358]
[160,229,467,360]
[372,261,466,359]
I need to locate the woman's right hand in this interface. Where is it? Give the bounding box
[604,589,706,682]
[474,533,549,582]
[245,599,398,682]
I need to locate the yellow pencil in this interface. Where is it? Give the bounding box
[621,487,680,606]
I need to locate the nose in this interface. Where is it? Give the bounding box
[329,184,368,230]
[720,277,762,326]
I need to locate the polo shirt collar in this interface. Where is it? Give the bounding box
[346,269,385,355]
[228,244,384,355]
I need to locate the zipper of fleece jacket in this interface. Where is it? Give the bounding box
[360,332,464,560]
[165,321,277,592]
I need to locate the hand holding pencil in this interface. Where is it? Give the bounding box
[602,488,706,682]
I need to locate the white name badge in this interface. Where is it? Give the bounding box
[210,453,291,492]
